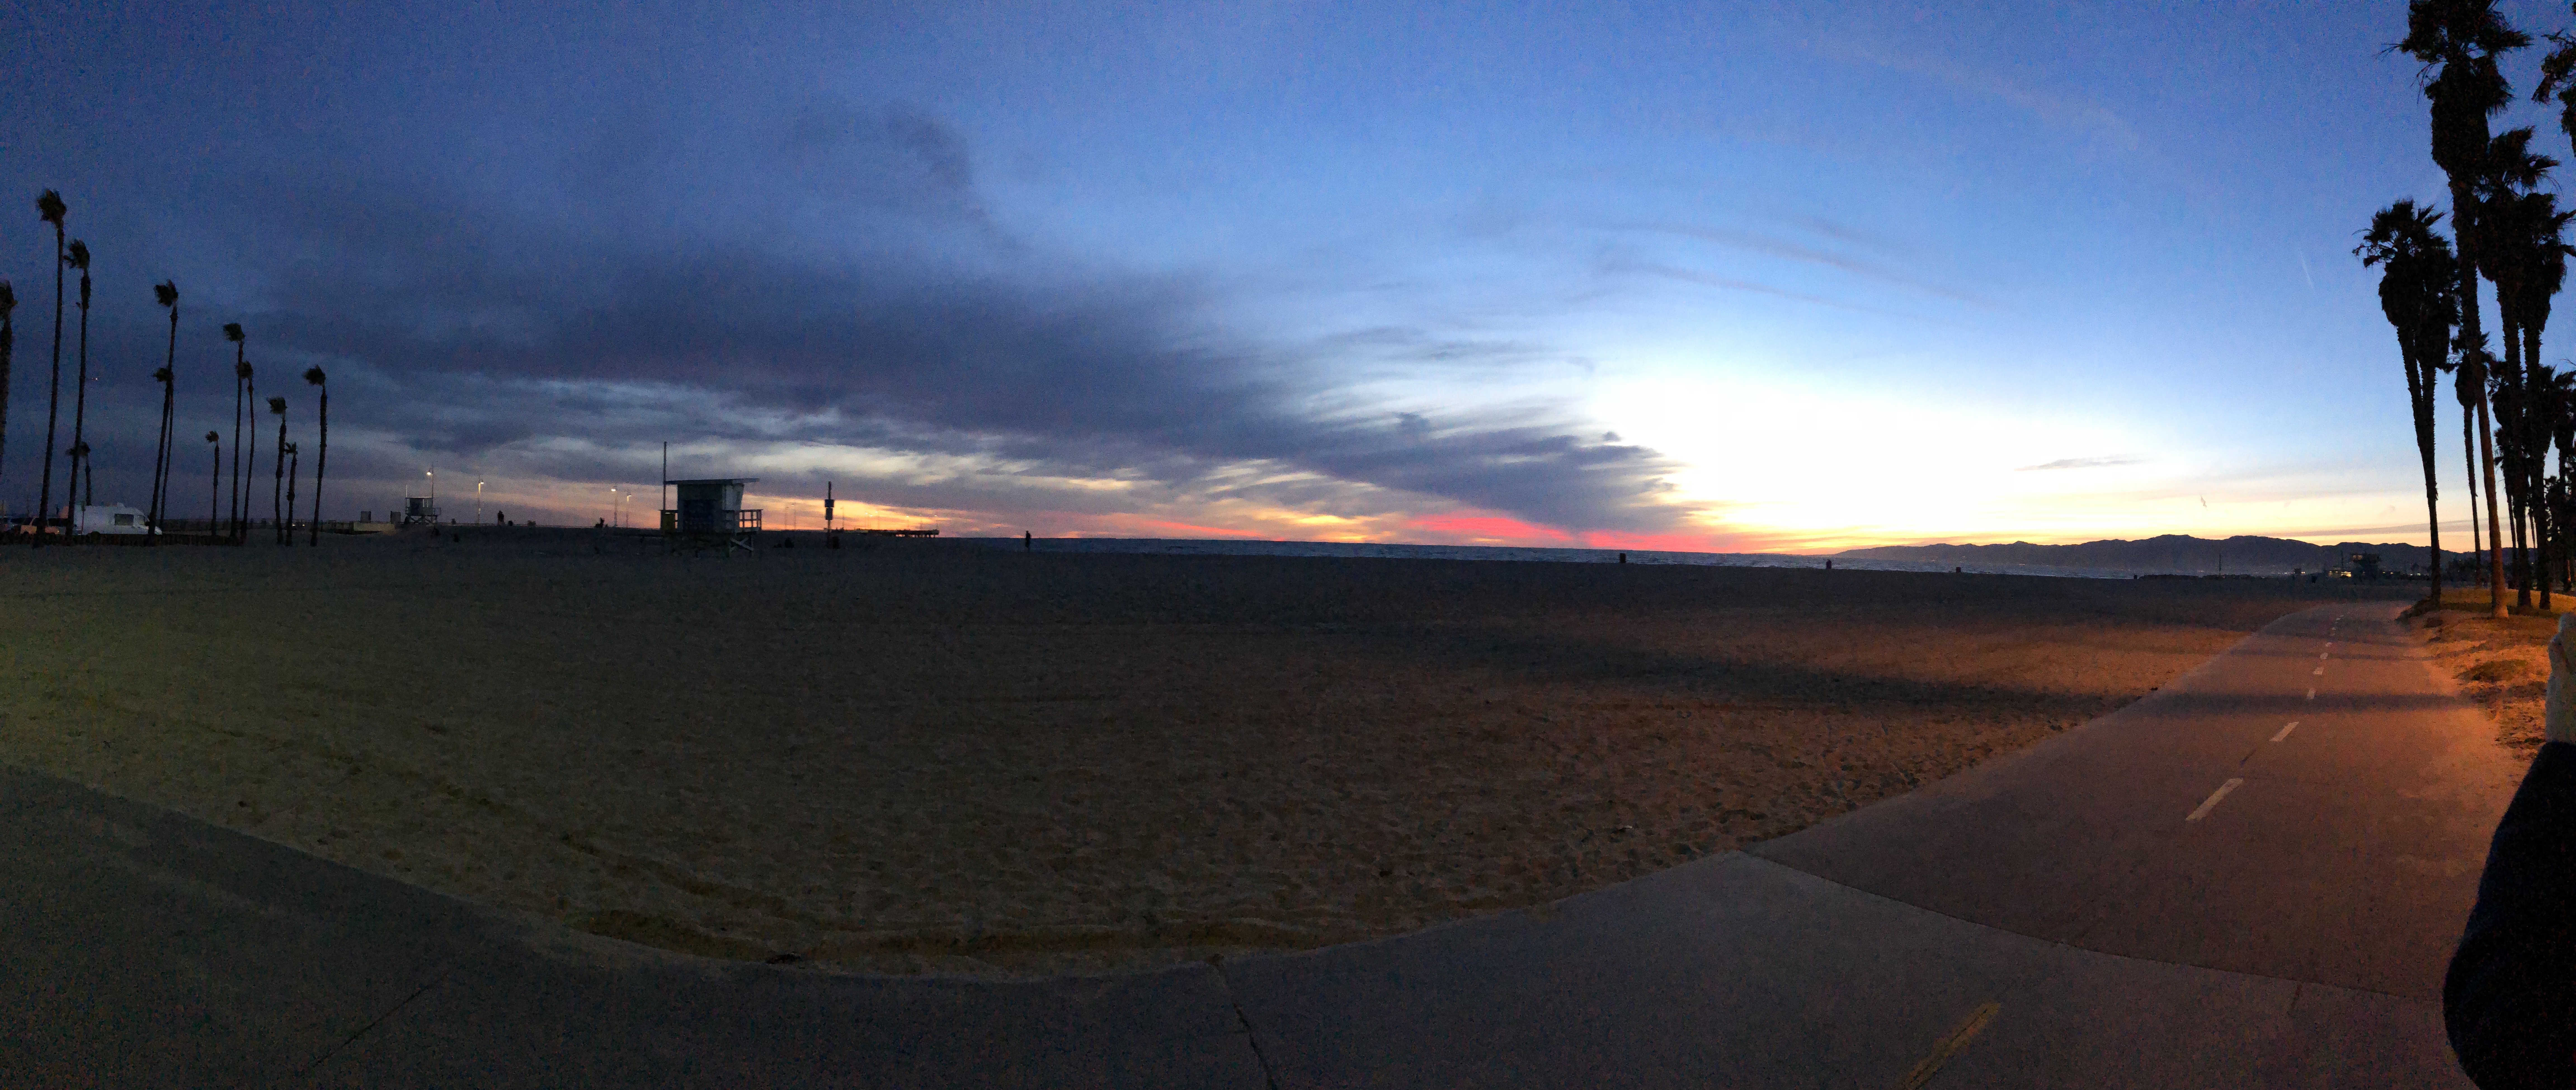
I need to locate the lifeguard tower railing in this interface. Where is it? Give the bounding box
[658,508,762,534]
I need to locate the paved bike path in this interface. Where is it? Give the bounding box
[0,602,2513,1086]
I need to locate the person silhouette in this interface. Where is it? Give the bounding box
[2449,611,2576,1086]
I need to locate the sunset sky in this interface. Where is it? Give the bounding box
[0,1,2557,551]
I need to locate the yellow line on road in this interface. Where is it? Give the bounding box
[1894,1001,2001,1089]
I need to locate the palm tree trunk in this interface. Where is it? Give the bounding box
[285,448,298,544]
[148,378,171,537]
[2467,402,2485,574]
[36,222,63,548]
[2451,167,2508,618]
[208,440,220,534]
[271,416,285,545]
[2415,359,2443,603]
[242,376,256,541]
[2516,490,2532,601]
[2500,316,2532,607]
[2481,381,2511,616]
[68,278,88,516]
[0,310,11,506]
[228,358,244,542]
[309,387,326,546]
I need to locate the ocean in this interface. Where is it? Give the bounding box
[959,537,2162,581]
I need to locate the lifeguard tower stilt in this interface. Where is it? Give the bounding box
[661,478,762,557]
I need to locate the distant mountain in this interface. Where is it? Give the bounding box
[1835,534,2431,575]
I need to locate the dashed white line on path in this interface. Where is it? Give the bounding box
[2312,666,2325,675]
[2273,721,2299,742]
[2188,778,2246,822]
[2306,688,2317,700]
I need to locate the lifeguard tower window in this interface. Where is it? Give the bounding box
[2346,552,2383,580]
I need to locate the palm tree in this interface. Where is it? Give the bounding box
[2554,367,2576,591]
[35,190,67,546]
[2533,19,2576,154]
[2541,366,2576,597]
[268,396,287,544]
[65,240,92,512]
[2402,0,2528,616]
[304,366,327,545]
[224,323,246,543]
[204,430,220,534]
[2473,129,2558,605]
[149,282,178,539]
[0,280,13,508]
[2508,192,2574,607]
[2360,199,2460,602]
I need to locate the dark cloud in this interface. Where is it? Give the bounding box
[198,128,1684,532]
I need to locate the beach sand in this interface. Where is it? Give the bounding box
[2410,597,2566,755]
[0,532,2413,975]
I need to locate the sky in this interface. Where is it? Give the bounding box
[0,1,2556,551]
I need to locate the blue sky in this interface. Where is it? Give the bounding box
[0,1,2548,549]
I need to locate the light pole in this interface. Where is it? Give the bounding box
[476,480,484,524]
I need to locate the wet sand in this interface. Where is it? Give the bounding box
[0,531,2413,975]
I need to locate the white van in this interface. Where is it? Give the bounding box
[72,504,157,535]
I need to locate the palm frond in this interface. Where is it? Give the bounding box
[154,281,178,308]
[268,396,286,415]
[64,239,89,270]
[303,366,326,386]
[2401,0,2531,69]
[223,322,244,343]
[35,189,65,225]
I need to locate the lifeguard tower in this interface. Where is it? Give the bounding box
[661,478,762,556]
[399,496,441,527]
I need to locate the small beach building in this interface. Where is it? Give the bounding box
[662,478,761,535]
[660,478,763,557]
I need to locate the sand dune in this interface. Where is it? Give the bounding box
[0,532,2413,975]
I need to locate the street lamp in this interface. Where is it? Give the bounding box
[477,480,484,524]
